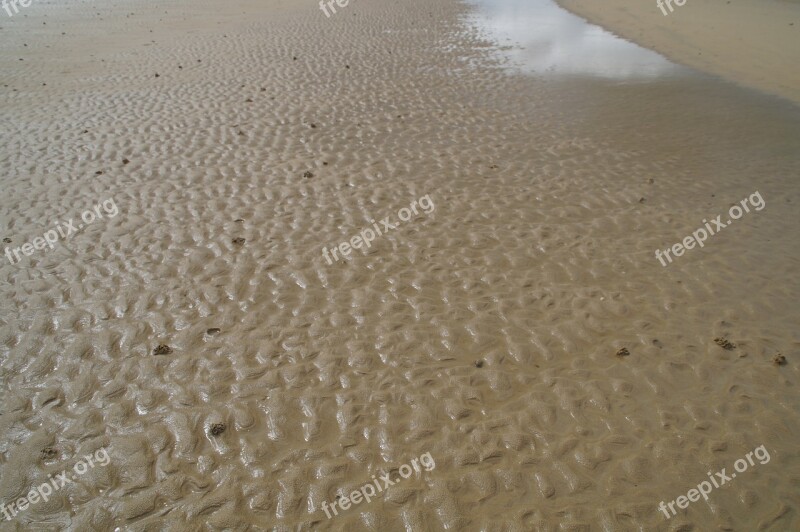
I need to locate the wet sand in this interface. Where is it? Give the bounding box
[1,0,799,529]
[556,0,800,105]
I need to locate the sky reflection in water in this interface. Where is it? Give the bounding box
[466,0,685,79]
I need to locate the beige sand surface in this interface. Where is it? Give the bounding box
[556,0,800,105]
[1,0,799,530]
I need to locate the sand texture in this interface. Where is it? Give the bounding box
[556,0,800,105]
[0,0,799,530]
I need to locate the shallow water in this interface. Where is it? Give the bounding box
[467,0,686,79]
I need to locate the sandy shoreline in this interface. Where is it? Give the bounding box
[556,0,800,105]
[0,0,799,529]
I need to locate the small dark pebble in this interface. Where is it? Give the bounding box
[310,123,316,128]
[206,328,221,335]
[773,353,787,366]
[210,423,226,436]
[714,337,735,350]
[232,237,246,245]
[474,360,484,368]
[616,347,630,357]
[234,219,244,223]
[153,344,172,355]
[95,170,103,175]
[154,73,159,77]
[322,161,328,166]
[245,98,253,103]
[303,171,314,178]
[2,238,11,243]
[41,447,57,459]
[293,56,297,60]
[639,197,646,203]
[122,158,130,164]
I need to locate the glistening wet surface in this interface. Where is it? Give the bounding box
[0,0,798,529]
[467,0,687,79]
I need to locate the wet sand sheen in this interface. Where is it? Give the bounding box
[0,0,798,529]
[556,0,800,105]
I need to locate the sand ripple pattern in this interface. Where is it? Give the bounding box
[0,0,799,530]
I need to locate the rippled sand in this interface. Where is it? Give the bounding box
[1,0,799,529]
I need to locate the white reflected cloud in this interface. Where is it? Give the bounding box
[466,0,681,79]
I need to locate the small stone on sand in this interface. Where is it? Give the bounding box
[714,337,736,350]
[153,344,172,355]
[41,447,57,459]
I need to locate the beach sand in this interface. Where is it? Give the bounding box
[556,0,800,105]
[0,0,799,529]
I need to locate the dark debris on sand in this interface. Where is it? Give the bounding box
[153,344,172,355]
[210,423,226,436]
[714,337,736,350]
[616,348,630,358]
[41,447,57,460]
